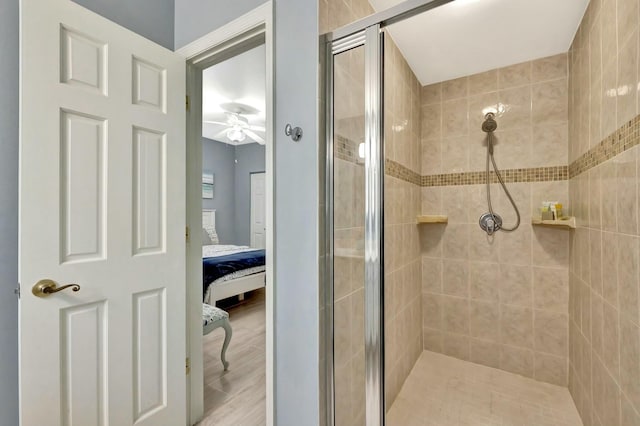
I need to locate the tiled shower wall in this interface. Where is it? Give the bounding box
[419,55,572,386]
[321,0,424,418]
[568,0,640,424]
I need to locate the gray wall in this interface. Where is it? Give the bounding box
[0,0,19,424]
[273,1,320,422]
[202,138,237,244]
[201,139,266,246]
[0,1,176,424]
[174,0,267,49]
[234,144,266,246]
[72,0,175,49]
[176,1,321,423]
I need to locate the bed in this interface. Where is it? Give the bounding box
[202,209,266,305]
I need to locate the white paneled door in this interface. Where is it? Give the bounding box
[19,1,186,425]
[250,172,266,249]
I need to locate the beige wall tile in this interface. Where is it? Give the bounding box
[621,393,640,425]
[531,122,569,167]
[617,234,639,323]
[422,293,443,330]
[441,136,468,173]
[470,300,500,342]
[468,338,501,368]
[443,333,470,360]
[442,77,468,101]
[423,328,443,352]
[534,352,568,386]
[615,149,638,235]
[419,224,445,257]
[422,257,442,294]
[601,62,618,138]
[443,296,470,335]
[498,61,532,89]
[500,344,534,377]
[533,266,569,312]
[617,31,638,128]
[501,305,534,348]
[469,70,498,96]
[443,225,469,260]
[500,264,533,307]
[535,309,569,356]
[619,315,640,412]
[616,0,639,46]
[443,98,469,138]
[469,261,500,302]
[532,78,569,125]
[499,227,532,265]
[602,300,621,380]
[532,227,570,267]
[602,231,620,306]
[422,83,442,106]
[442,259,469,297]
[532,54,568,83]
[498,86,532,130]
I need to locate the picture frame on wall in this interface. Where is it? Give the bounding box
[202,172,214,199]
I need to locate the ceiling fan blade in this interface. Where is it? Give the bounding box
[212,129,229,140]
[247,124,266,132]
[204,120,230,126]
[244,129,265,145]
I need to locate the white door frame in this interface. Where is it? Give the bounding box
[250,172,266,248]
[176,3,274,425]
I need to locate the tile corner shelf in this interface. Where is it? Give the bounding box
[531,216,576,229]
[417,215,448,224]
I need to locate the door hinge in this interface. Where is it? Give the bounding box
[186,95,190,111]
[186,226,190,243]
[14,283,20,299]
[186,357,190,375]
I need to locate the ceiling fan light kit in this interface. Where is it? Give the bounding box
[203,101,266,145]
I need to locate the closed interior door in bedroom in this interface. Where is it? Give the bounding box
[250,172,266,248]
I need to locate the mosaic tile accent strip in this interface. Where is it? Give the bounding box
[421,166,568,187]
[334,134,358,163]
[385,159,421,185]
[569,114,640,178]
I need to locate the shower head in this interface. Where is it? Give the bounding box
[482,112,497,133]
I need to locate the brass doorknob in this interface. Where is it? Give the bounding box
[32,279,81,297]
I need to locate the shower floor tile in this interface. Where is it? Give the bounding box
[387,351,582,426]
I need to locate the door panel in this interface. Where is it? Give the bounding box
[251,172,266,248]
[19,1,185,425]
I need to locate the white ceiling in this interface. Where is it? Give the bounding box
[370,0,589,85]
[202,44,266,145]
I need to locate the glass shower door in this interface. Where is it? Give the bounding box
[331,42,366,426]
[327,25,384,426]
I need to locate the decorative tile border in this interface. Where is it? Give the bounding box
[569,114,640,178]
[421,166,568,187]
[385,159,421,185]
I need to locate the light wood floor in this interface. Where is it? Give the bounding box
[197,289,266,426]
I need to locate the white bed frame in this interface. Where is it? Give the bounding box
[202,209,266,306]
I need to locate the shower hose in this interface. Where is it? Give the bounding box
[485,130,521,232]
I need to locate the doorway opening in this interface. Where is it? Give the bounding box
[178,4,274,425]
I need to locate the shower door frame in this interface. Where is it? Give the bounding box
[324,25,386,426]
[322,1,455,425]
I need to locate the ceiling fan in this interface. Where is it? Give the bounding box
[204,102,265,145]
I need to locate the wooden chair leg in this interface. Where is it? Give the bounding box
[221,319,232,371]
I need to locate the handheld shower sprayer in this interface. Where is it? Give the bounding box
[478,112,521,235]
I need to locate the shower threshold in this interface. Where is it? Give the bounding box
[387,351,582,426]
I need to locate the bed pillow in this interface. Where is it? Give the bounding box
[202,228,213,246]
[203,225,219,244]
